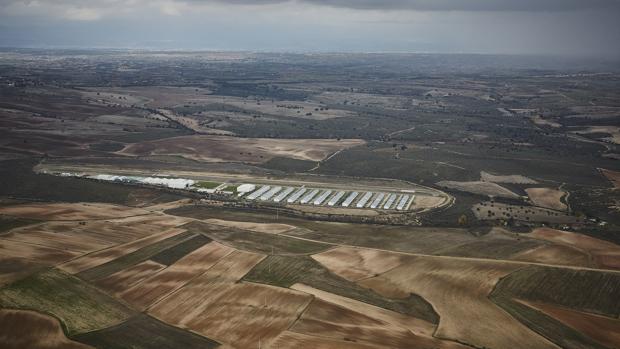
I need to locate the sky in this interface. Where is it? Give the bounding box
[0,0,619,56]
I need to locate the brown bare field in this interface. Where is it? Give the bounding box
[291,299,434,349]
[119,135,365,163]
[149,250,316,348]
[0,257,45,286]
[95,260,166,295]
[316,247,556,349]
[601,168,620,188]
[291,284,469,349]
[511,244,592,268]
[312,248,406,282]
[59,228,185,274]
[519,300,620,349]
[269,331,382,349]
[527,228,620,270]
[0,238,80,264]
[1,224,112,253]
[526,188,568,211]
[0,203,150,221]
[437,180,520,199]
[0,309,92,349]
[119,241,234,310]
[480,171,538,184]
[203,218,296,234]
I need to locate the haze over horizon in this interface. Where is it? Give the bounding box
[0,0,619,57]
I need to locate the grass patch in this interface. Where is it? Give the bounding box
[243,255,439,324]
[74,314,219,349]
[0,268,133,335]
[150,234,212,266]
[77,231,194,281]
[192,181,221,190]
[184,221,330,255]
[491,265,620,318]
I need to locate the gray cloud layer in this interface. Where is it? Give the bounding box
[299,0,620,12]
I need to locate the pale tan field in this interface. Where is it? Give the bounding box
[437,180,520,199]
[0,239,80,265]
[59,228,185,274]
[410,195,448,211]
[526,188,568,211]
[119,241,234,310]
[312,248,406,282]
[291,284,436,337]
[530,115,562,128]
[511,244,592,268]
[119,135,364,163]
[0,309,92,349]
[291,298,437,349]
[480,171,538,184]
[150,250,316,348]
[0,203,149,221]
[578,126,620,144]
[527,228,620,270]
[203,218,296,234]
[472,202,580,224]
[601,168,620,188]
[269,331,382,349]
[519,300,620,349]
[315,247,557,349]
[95,260,166,295]
[1,226,109,254]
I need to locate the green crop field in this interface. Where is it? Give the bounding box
[74,314,219,349]
[0,269,134,335]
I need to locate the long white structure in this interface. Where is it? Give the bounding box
[246,186,271,200]
[342,192,359,207]
[260,186,282,201]
[273,187,295,203]
[287,188,307,203]
[370,193,386,209]
[313,190,333,206]
[300,189,320,204]
[327,191,345,206]
[396,194,411,210]
[356,192,373,208]
[383,193,398,209]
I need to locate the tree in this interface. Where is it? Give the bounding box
[458,214,468,226]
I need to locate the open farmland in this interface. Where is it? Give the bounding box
[526,187,568,211]
[0,269,134,335]
[526,228,620,270]
[119,135,365,163]
[0,309,92,349]
[1,50,620,349]
[315,246,556,349]
[74,314,220,349]
[519,300,620,349]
